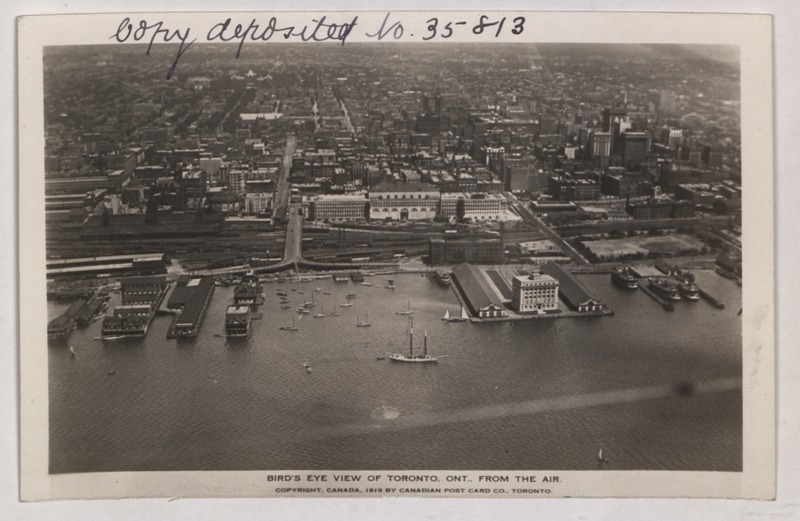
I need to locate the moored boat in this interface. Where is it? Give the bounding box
[356,311,371,327]
[611,267,639,289]
[432,270,451,287]
[648,278,681,301]
[678,281,700,301]
[395,300,413,316]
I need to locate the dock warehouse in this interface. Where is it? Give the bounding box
[540,262,603,312]
[451,263,508,318]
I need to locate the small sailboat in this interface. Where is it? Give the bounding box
[329,304,340,317]
[598,448,609,463]
[313,304,327,318]
[396,300,413,316]
[303,292,316,308]
[443,306,469,322]
[361,282,372,287]
[356,311,371,327]
[339,301,353,308]
[297,307,310,314]
[280,317,299,331]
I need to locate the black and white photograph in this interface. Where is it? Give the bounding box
[16,9,775,502]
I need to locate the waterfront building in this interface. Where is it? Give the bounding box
[451,263,508,318]
[225,306,251,337]
[429,238,504,266]
[171,276,215,338]
[47,314,74,340]
[511,273,560,313]
[540,262,603,312]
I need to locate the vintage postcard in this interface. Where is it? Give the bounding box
[18,10,774,500]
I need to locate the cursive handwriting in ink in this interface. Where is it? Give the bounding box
[207,15,359,57]
[364,12,404,40]
[111,18,195,79]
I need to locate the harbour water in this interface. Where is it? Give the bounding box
[47,270,741,473]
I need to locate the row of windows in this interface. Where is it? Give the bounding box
[372,208,436,213]
[373,194,436,200]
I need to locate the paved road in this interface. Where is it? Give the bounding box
[504,192,590,266]
[273,134,298,222]
[283,203,304,263]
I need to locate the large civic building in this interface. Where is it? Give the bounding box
[511,273,560,313]
[310,193,369,222]
[439,193,512,221]
[369,183,440,221]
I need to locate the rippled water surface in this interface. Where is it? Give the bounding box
[48,270,742,472]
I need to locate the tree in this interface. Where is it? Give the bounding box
[364,201,371,222]
[101,205,110,226]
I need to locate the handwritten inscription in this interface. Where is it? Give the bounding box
[109,12,528,79]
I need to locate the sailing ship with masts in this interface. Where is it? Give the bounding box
[396,300,413,316]
[389,317,443,363]
[356,311,371,327]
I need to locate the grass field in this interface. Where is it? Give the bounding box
[583,234,705,258]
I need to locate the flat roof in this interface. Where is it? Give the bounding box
[176,277,214,325]
[240,113,283,121]
[47,253,163,267]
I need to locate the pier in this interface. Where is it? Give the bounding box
[698,287,725,309]
[638,282,675,312]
